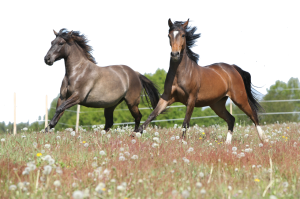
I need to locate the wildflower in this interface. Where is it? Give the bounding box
[153,137,159,142]
[182,140,187,145]
[187,147,194,153]
[120,147,124,151]
[172,190,178,195]
[182,190,190,199]
[124,151,130,156]
[82,141,86,143]
[9,185,17,191]
[138,179,143,183]
[91,162,98,168]
[135,132,141,138]
[196,182,202,188]
[154,132,159,136]
[199,172,204,178]
[170,136,175,141]
[183,157,189,163]
[245,134,249,138]
[131,139,136,144]
[56,136,61,139]
[119,156,126,161]
[43,165,52,175]
[199,137,202,139]
[282,182,289,187]
[173,159,177,164]
[101,130,106,135]
[228,186,232,191]
[23,127,28,131]
[259,143,263,147]
[99,150,106,156]
[36,153,42,157]
[270,195,278,199]
[254,179,260,182]
[45,144,51,149]
[235,168,238,172]
[33,142,38,148]
[84,143,89,147]
[106,134,111,138]
[72,190,84,199]
[71,131,76,136]
[131,155,138,160]
[48,158,55,165]
[232,147,237,151]
[72,182,78,187]
[218,135,222,139]
[209,143,212,146]
[238,152,245,158]
[99,125,104,129]
[117,185,125,191]
[143,130,147,134]
[56,167,63,174]
[54,180,61,187]
[152,143,159,148]
[95,182,105,193]
[238,190,243,194]
[200,188,206,194]
[176,136,180,139]
[1,138,5,142]
[22,135,26,138]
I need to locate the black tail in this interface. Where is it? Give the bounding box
[138,74,160,109]
[233,65,264,122]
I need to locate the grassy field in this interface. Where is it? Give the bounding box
[0,122,300,199]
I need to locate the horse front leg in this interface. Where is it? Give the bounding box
[45,93,80,132]
[132,97,173,136]
[182,97,196,138]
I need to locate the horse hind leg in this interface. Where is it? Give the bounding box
[104,105,118,131]
[230,94,268,143]
[210,97,235,144]
[127,104,142,132]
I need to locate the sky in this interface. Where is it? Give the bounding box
[1,0,300,124]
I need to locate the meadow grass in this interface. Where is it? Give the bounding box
[0,122,300,198]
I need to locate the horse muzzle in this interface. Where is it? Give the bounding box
[171,51,180,62]
[44,55,54,66]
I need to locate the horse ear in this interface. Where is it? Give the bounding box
[53,30,58,36]
[68,30,73,36]
[182,19,189,29]
[168,18,173,28]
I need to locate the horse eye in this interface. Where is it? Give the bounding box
[59,43,64,45]
[182,35,185,38]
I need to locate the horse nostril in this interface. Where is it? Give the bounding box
[171,52,179,57]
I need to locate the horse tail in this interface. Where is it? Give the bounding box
[232,65,264,122]
[138,73,160,109]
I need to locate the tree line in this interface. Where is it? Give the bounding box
[1,69,300,133]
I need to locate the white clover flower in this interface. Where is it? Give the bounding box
[131,139,136,144]
[183,157,189,163]
[99,150,106,156]
[174,124,178,128]
[91,162,98,168]
[119,156,126,161]
[124,152,130,156]
[72,182,78,187]
[170,136,175,141]
[245,148,250,153]
[153,137,159,142]
[228,186,232,191]
[119,153,124,156]
[176,136,180,139]
[42,155,52,161]
[232,147,237,151]
[84,143,89,147]
[259,143,263,147]
[154,132,159,136]
[95,182,105,192]
[143,130,147,134]
[43,165,52,175]
[238,152,245,158]
[110,179,116,183]
[92,125,97,129]
[199,172,204,178]
[106,134,111,138]
[48,158,55,165]
[270,195,277,199]
[1,138,5,142]
[245,134,249,138]
[9,184,17,191]
[182,190,190,199]
[238,190,243,194]
[173,159,177,164]
[187,147,194,153]
[252,165,256,168]
[45,144,51,149]
[282,182,289,188]
[135,132,141,138]
[200,188,206,194]
[152,143,159,148]
[119,147,125,152]
[117,185,125,191]
[99,125,104,129]
[131,155,138,160]
[101,130,106,135]
[71,131,76,136]
[54,180,61,187]
[196,182,202,188]
[22,169,29,175]
[218,135,222,139]
[209,143,212,146]
[73,190,84,199]
[56,136,61,139]
[232,151,237,155]
[235,168,238,172]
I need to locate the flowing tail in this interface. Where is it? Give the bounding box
[233,65,264,122]
[138,74,160,109]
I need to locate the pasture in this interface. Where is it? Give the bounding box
[1,122,299,198]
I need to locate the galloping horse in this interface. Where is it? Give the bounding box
[44,29,160,132]
[134,19,268,144]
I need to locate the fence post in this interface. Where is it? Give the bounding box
[76,105,80,132]
[230,99,233,115]
[45,95,48,129]
[13,93,17,135]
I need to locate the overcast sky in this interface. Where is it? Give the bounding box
[1,0,300,124]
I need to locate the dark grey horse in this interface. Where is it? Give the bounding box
[44,29,159,132]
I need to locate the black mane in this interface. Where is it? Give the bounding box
[169,21,201,63]
[57,29,97,64]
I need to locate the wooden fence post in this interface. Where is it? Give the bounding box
[13,93,16,135]
[45,95,48,129]
[76,105,80,132]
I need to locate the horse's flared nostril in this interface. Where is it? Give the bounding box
[171,52,179,57]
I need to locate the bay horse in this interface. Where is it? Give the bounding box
[44,29,160,132]
[133,19,268,144]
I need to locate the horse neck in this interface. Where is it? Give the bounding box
[169,48,192,75]
[64,43,90,76]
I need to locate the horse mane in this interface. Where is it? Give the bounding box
[169,21,201,64]
[57,29,97,64]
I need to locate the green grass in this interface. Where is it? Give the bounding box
[0,122,300,198]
